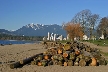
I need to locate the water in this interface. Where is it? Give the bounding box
[0,40,37,45]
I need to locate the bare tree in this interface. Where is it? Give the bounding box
[71,9,100,39]
[97,17,108,38]
[88,14,100,39]
[71,9,92,34]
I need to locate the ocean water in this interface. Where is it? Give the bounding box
[0,40,36,45]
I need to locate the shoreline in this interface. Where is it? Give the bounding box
[0,40,41,45]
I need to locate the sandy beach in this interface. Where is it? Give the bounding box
[0,42,108,72]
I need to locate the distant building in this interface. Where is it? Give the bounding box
[43,37,47,41]
[67,34,69,40]
[51,33,54,40]
[63,38,67,40]
[54,34,56,41]
[99,32,104,39]
[60,35,63,41]
[83,35,89,40]
[45,32,64,41]
[47,32,50,40]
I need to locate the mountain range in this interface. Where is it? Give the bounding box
[0,23,67,37]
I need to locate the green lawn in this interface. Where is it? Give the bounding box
[59,39,108,46]
[100,51,108,56]
[83,39,108,46]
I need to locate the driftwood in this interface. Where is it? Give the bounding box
[10,53,43,69]
[20,53,43,64]
[10,61,21,69]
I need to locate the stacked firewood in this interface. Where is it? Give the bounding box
[31,41,107,66]
[10,41,107,69]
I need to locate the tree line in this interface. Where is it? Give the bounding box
[0,34,43,41]
[63,9,108,41]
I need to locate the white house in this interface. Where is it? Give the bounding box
[83,35,89,40]
[99,32,104,39]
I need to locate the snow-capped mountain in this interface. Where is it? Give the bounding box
[12,23,67,36]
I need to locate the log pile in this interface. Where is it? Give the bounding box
[10,41,107,69]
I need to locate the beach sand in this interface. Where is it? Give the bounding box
[0,42,108,72]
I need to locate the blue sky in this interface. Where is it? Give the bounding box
[0,0,108,30]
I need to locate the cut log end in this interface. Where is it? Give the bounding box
[64,62,68,66]
[10,64,14,69]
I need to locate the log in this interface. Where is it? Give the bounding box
[51,50,57,55]
[53,54,59,60]
[69,53,75,60]
[37,55,44,61]
[44,54,52,60]
[73,42,78,47]
[63,44,71,51]
[75,57,80,62]
[74,61,79,66]
[63,62,68,66]
[63,51,71,58]
[10,61,21,69]
[57,48,63,54]
[38,62,42,66]
[44,55,49,60]
[48,61,53,66]
[75,51,80,56]
[68,60,73,66]
[52,54,63,61]
[97,57,107,66]
[86,47,91,52]
[59,43,64,49]
[20,53,43,64]
[58,61,63,66]
[63,53,68,58]
[58,54,63,61]
[31,61,35,65]
[82,51,93,57]
[64,58,68,62]
[31,60,39,65]
[78,54,85,59]
[79,59,86,66]
[74,48,80,55]
[53,60,58,65]
[98,60,107,66]
[50,47,57,51]
[90,58,97,66]
[43,51,48,55]
[84,56,91,62]
[41,60,47,66]
[47,47,57,55]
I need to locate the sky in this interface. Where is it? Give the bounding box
[0,0,108,30]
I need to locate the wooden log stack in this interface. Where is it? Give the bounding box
[10,41,107,69]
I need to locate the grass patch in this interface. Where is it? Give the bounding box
[83,39,108,46]
[100,51,108,57]
[100,51,108,56]
[106,60,108,63]
[100,51,108,63]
